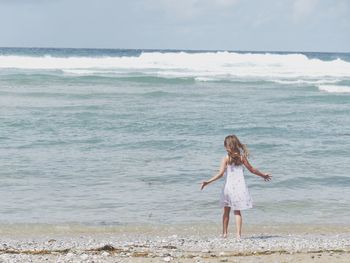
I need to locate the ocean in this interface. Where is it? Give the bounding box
[0,47,349,229]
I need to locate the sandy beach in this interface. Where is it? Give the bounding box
[0,224,349,262]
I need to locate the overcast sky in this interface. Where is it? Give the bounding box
[0,0,349,52]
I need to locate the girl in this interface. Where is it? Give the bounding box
[201,135,271,239]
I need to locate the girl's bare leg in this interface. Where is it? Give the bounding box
[222,206,231,238]
[234,210,242,239]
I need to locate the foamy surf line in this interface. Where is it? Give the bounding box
[1,52,350,80]
[318,85,350,93]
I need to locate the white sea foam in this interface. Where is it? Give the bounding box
[318,85,350,93]
[194,77,217,82]
[62,69,101,75]
[1,52,350,80]
[271,79,341,85]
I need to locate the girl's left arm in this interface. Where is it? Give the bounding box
[200,156,227,190]
[242,156,272,181]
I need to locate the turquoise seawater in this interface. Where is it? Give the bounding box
[0,48,349,227]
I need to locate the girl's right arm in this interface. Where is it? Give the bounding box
[242,156,272,181]
[200,156,227,190]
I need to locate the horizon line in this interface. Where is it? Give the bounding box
[0,46,349,54]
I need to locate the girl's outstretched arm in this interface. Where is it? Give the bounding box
[242,156,272,181]
[200,156,227,190]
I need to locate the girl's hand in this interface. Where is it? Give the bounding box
[262,173,272,182]
[200,181,210,190]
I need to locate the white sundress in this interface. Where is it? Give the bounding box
[220,160,253,210]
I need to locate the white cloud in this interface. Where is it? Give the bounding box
[292,0,319,22]
[212,0,239,7]
[146,0,240,19]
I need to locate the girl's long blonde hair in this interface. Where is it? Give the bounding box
[224,135,249,166]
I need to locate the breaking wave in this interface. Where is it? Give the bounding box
[0,51,349,80]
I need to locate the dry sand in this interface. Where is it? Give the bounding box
[0,223,349,262]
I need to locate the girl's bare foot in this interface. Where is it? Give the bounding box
[236,235,241,241]
[221,233,228,238]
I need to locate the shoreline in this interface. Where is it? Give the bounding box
[0,224,349,262]
[1,222,350,236]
